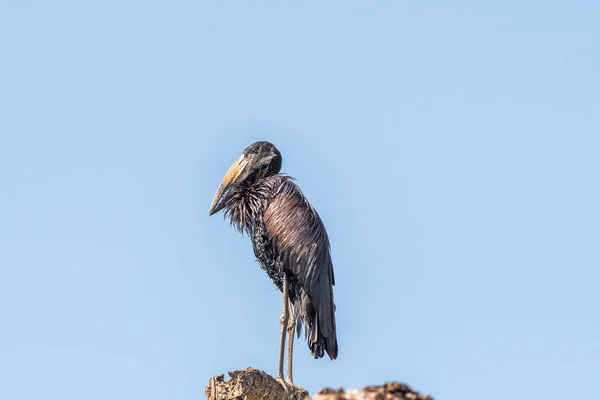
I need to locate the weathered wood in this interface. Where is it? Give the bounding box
[205,367,310,400]
[205,367,433,400]
[312,381,434,400]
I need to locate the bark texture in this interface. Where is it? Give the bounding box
[312,382,433,400]
[205,368,433,400]
[205,367,309,400]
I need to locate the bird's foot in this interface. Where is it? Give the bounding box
[275,376,289,392]
[276,376,299,388]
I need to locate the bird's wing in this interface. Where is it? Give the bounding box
[263,176,337,358]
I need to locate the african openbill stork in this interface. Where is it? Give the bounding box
[208,141,338,383]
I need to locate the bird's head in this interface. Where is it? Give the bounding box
[209,141,282,215]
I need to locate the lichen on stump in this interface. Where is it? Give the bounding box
[205,367,310,400]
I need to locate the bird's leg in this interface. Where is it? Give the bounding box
[276,274,289,382]
[285,296,295,384]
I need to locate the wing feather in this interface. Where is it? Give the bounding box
[263,176,338,359]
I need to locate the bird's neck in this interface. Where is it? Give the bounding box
[224,177,276,234]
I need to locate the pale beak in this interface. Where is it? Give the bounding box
[209,154,250,215]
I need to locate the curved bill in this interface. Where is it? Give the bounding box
[209,154,250,215]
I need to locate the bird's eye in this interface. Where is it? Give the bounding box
[246,147,259,156]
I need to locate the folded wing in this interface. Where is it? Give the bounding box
[263,176,338,360]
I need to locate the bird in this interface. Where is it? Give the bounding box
[208,140,338,384]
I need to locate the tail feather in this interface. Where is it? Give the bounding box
[294,290,338,360]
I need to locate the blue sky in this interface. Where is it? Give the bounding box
[1,2,598,399]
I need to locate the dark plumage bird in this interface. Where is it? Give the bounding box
[208,141,338,383]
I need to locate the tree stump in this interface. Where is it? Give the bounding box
[205,367,310,400]
[312,382,434,400]
[205,367,433,400]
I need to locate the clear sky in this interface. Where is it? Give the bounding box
[1,2,598,399]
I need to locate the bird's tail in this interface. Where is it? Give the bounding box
[294,290,338,360]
